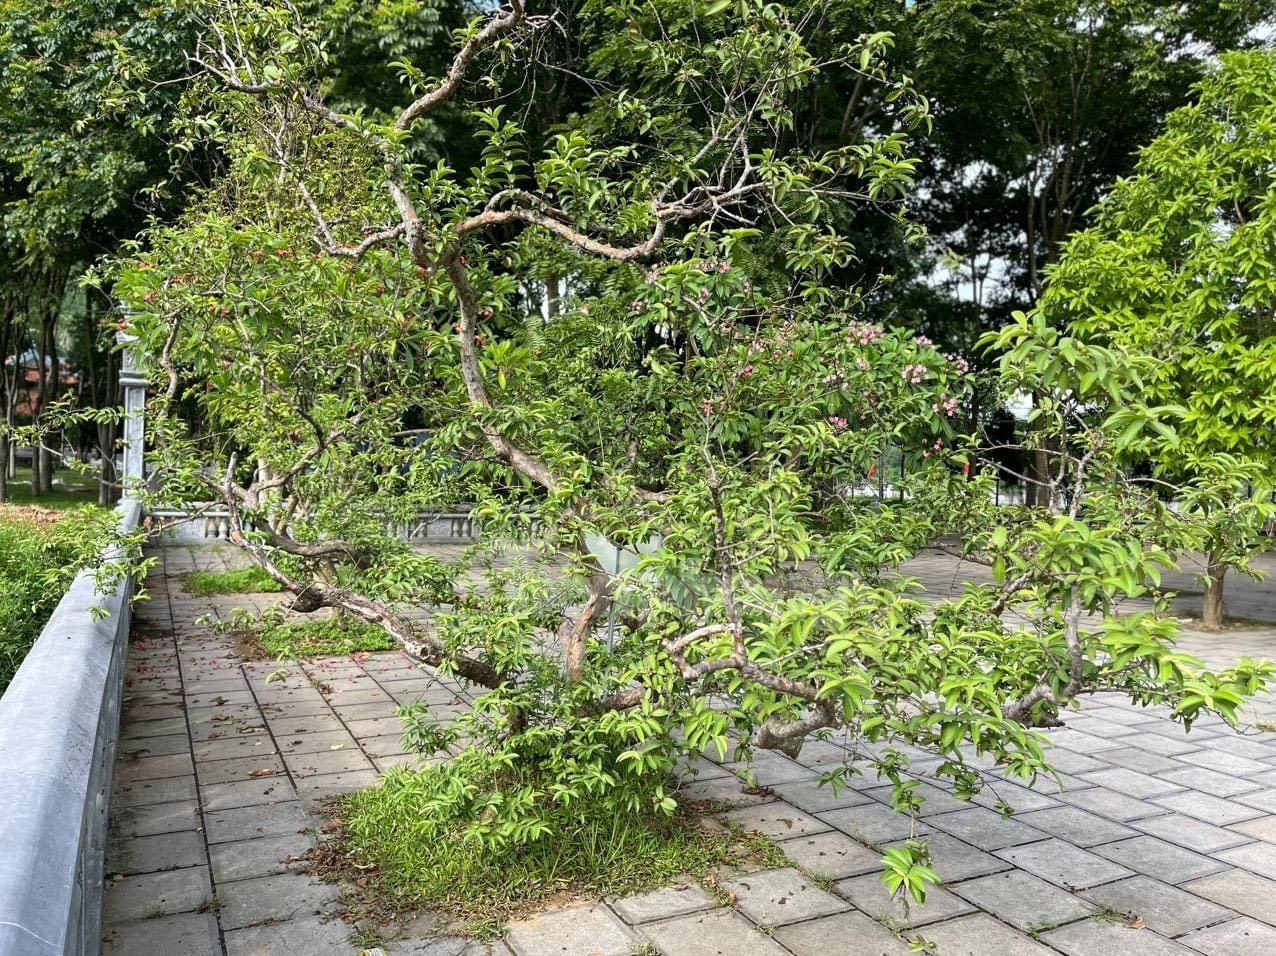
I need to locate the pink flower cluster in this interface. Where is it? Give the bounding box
[827,416,849,432]
[932,393,958,417]
[944,352,971,374]
[847,321,885,346]
[922,438,945,458]
[698,259,732,275]
[629,298,646,314]
[901,363,927,384]
[915,334,933,346]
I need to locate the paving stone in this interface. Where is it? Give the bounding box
[112,799,202,838]
[1044,749,1116,776]
[773,910,913,955]
[293,768,380,800]
[198,754,287,786]
[1153,790,1266,825]
[770,778,874,813]
[1042,729,1126,753]
[865,782,972,816]
[996,838,1134,890]
[103,866,213,924]
[1060,788,1172,822]
[114,773,199,808]
[1182,868,1276,923]
[378,937,509,955]
[506,902,638,955]
[1158,766,1261,798]
[203,801,310,844]
[194,735,275,762]
[777,830,882,879]
[916,913,1055,955]
[1233,788,1276,813]
[834,872,974,927]
[119,733,193,759]
[217,873,342,931]
[1040,917,1196,955]
[885,832,1011,882]
[971,782,1062,813]
[1228,814,1276,841]
[721,867,847,925]
[1216,840,1276,880]
[1014,806,1136,847]
[1178,917,1276,955]
[208,832,316,883]
[926,806,1049,851]
[1176,748,1272,776]
[106,830,206,876]
[272,729,359,755]
[610,883,716,923]
[1079,875,1234,937]
[949,870,1092,932]
[639,907,788,956]
[282,747,377,778]
[263,713,349,736]
[223,914,352,955]
[674,775,771,806]
[720,803,830,841]
[102,912,221,956]
[360,733,414,758]
[120,715,187,738]
[1093,835,1228,883]
[1078,768,1183,799]
[200,776,297,811]
[817,801,930,844]
[1131,813,1253,853]
[1099,747,1184,775]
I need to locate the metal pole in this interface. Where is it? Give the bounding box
[116,331,146,500]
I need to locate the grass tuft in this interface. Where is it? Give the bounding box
[325,765,784,925]
[185,566,284,595]
[257,616,396,658]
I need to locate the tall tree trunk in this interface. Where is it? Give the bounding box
[1202,554,1226,631]
[41,315,58,493]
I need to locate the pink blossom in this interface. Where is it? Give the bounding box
[827,416,848,431]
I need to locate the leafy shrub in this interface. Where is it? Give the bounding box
[0,506,112,692]
[257,614,395,658]
[185,566,284,595]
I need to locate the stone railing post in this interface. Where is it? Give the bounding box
[116,331,146,499]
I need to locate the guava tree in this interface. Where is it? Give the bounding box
[115,0,1270,896]
[1039,50,1276,629]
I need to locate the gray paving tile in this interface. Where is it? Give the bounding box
[887,833,1011,882]
[1092,836,1229,883]
[1015,806,1137,847]
[1131,813,1254,853]
[106,830,206,876]
[223,914,351,955]
[1040,916,1197,954]
[770,778,874,813]
[203,801,310,844]
[217,873,341,931]
[208,832,316,883]
[505,902,637,955]
[640,907,788,955]
[834,872,974,927]
[113,774,199,808]
[1178,917,1276,955]
[200,776,297,811]
[774,910,913,955]
[949,870,1092,932]
[111,799,202,838]
[610,883,716,923]
[1079,874,1233,936]
[197,754,286,786]
[1153,790,1267,825]
[721,867,847,925]
[1078,768,1183,799]
[1060,788,1170,822]
[777,830,883,879]
[282,746,376,778]
[1158,766,1262,797]
[996,838,1134,890]
[927,806,1049,850]
[1182,868,1276,923]
[917,913,1055,954]
[720,803,830,841]
[1099,747,1184,775]
[1217,840,1276,880]
[817,801,929,844]
[102,912,221,956]
[103,866,213,924]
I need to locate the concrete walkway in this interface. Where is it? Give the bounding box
[103,539,1276,955]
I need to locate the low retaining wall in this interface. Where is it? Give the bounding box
[0,498,144,956]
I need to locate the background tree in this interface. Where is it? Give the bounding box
[1039,50,1276,628]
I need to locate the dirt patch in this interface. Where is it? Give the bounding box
[0,503,65,531]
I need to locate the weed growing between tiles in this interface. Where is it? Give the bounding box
[326,757,785,929]
[184,566,284,595]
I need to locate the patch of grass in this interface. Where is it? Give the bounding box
[324,767,785,926]
[185,566,284,596]
[257,616,396,658]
